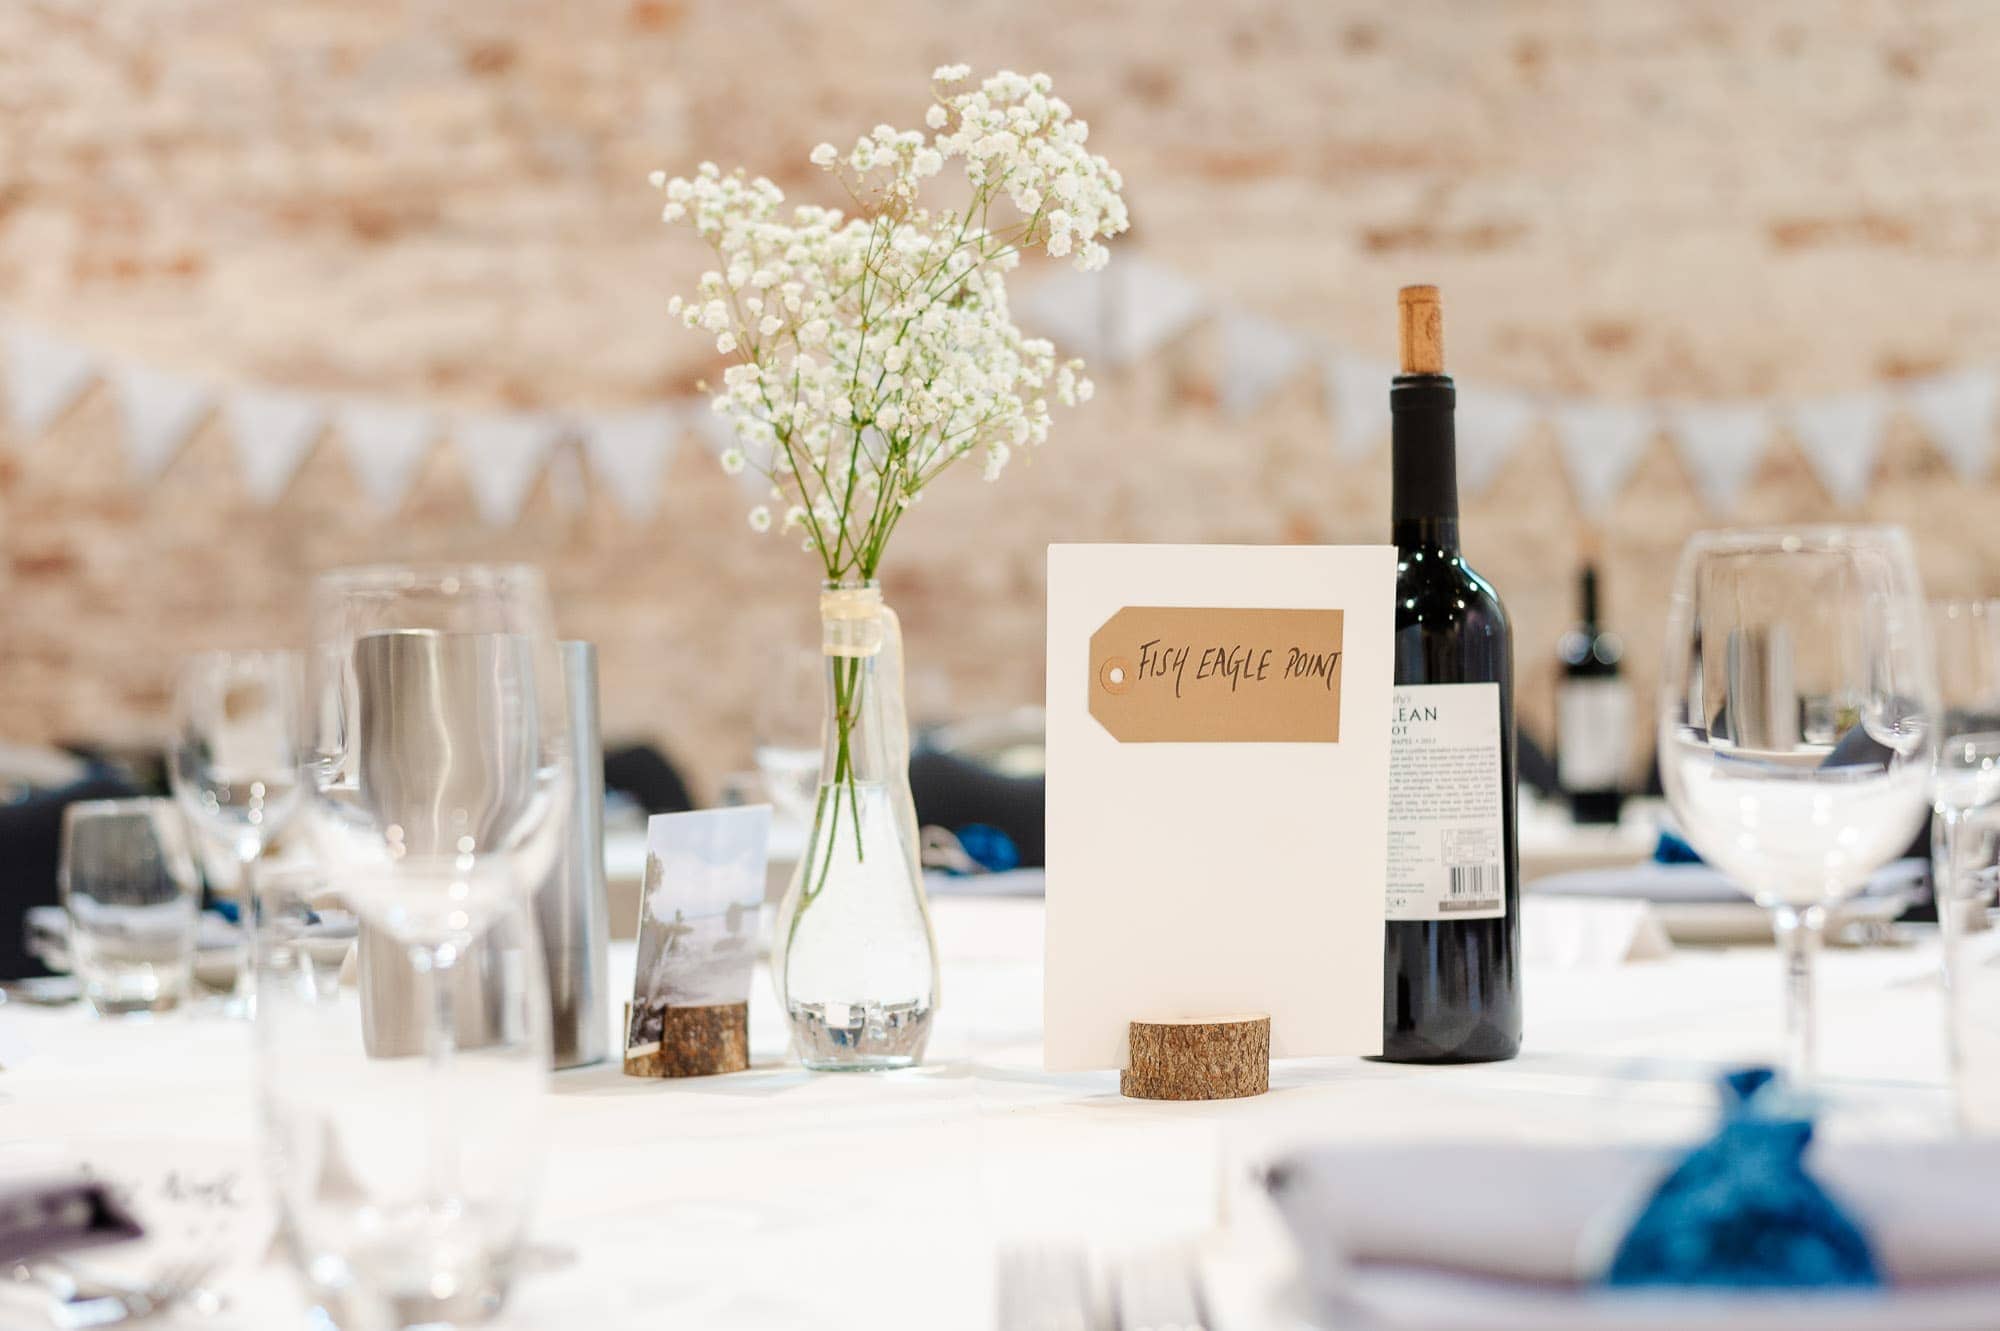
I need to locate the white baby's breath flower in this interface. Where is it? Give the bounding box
[748,505,772,532]
[648,169,667,188]
[657,65,1126,580]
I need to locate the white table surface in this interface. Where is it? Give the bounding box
[0,898,1961,1331]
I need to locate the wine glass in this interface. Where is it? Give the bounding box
[1928,600,2000,1113]
[1658,527,1938,1080]
[301,564,569,1321]
[169,650,304,1010]
[1930,599,2000,869]
[753,643,825,829]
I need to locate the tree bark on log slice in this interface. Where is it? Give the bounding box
[621,1001,750,1077]
[1120,1014,1270,1100]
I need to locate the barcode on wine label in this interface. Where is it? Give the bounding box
[1442,864,1500,912]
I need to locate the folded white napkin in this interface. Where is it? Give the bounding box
[1268,1140,2000,1288]
[1530,859,1928,907]
[1522,898,1673,968]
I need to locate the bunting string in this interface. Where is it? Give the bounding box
[2,263,1996,525]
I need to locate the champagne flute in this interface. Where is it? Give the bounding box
[1658,527,1938,1080]
[302,564,569,1321]
[168,649,304,1011]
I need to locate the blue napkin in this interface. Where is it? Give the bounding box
[1604,1068,1881,1289]
[951,824,1021,874]
[1652,827,1704,865]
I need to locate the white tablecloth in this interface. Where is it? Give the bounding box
[0,899,1960,1330]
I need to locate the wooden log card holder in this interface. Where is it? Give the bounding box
[1119,1014,1271,1101]
[622,1001,750,1078]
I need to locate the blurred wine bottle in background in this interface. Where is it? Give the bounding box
[1555,562,1631,825]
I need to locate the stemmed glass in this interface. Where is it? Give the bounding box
[1659,527,1938,1080]
[1928,600,2000,1107]
[753,643,825,830]
[1930,601,2000,899]
[168,650,304,1012]
[295,564,570,1323]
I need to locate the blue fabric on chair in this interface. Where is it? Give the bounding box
[1604,1068,1882,1289]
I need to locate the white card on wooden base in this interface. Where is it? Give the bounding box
[1044,543,1396,1072]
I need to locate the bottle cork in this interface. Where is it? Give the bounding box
[1398,285,1444,376]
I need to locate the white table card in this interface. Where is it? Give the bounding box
[1044,544,1396,1071]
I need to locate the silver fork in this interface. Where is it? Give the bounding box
[43,1256,219,1329]
[1109,1247,1208,1331]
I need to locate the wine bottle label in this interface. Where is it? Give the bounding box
[1386,682,1506,921]
[1557,678,1633,791]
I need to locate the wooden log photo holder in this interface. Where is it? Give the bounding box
[1119,1014,1271,1101]
[621,1001,750,1078]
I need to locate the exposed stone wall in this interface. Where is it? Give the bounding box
[3,0,1998,791]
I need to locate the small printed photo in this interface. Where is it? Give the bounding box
[626,805,772,1054]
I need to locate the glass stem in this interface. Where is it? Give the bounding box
[409,941,461,1204]
[1772,903,1825,1081]
[1934,805,1968,1076]
[235,842,261,1007]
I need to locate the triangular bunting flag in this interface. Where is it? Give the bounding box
[1904,369,1998,482]
[1456,387,1538,496]
[109,362,211,479]
[454,412,563,525]
[1552,402,1657,516]
[1665,402,1770,515]
[1015,265,1108,360]
[579,406,680,520]
[694,401,776,496]
[4,325,97,443]
[336,401,434,514]
[1017,255,1207,367]
[224,388,326,505]
[1324,354,1395,460]
[1788,392,1889,507]
[1216,309,1312,418]
[1102,256,1207,367]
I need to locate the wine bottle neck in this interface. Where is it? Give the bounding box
[1391,373,1459,550]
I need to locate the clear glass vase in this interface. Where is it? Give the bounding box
[772,581,940,1070]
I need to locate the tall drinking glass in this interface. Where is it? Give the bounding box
[1659,527,1938,1080]
[61,798,202,1015]
[169,649,304,1010]
[300,564,570,1324]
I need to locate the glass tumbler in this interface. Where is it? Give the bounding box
[60,798,202,1016]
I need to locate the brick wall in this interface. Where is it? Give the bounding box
[3,0,1998,792]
